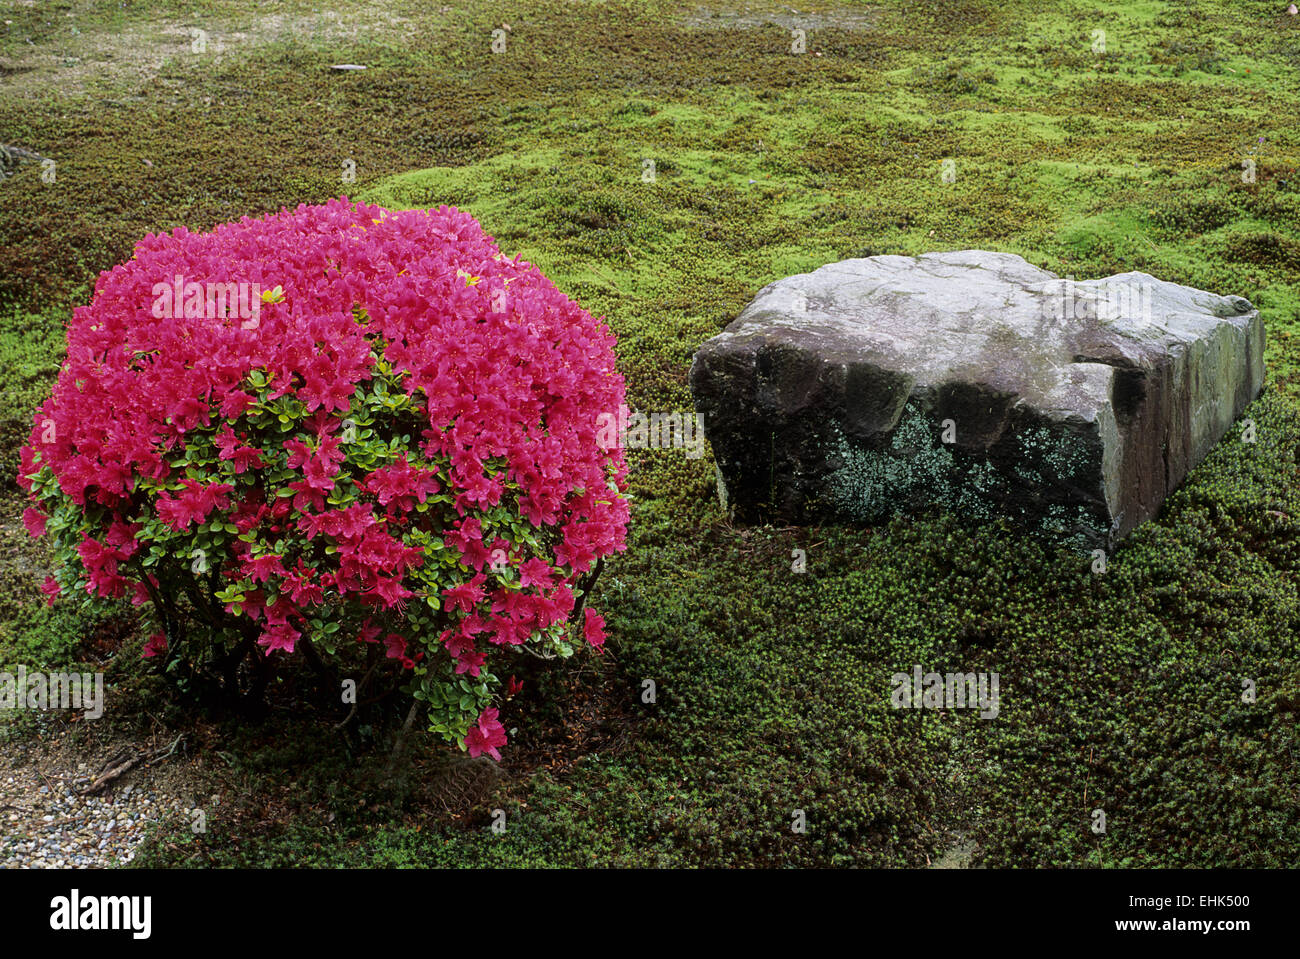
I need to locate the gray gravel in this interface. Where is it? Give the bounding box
[0,717,196,869]
[0,765,192,868]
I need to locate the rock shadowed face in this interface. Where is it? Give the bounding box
[690,250,1265,550]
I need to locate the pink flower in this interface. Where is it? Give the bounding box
[243,553,287,584]
[519,558,554,589]
[142,631,168,658]
[215,427,264,473]
[443,575,486,614]
[464,707,507,761]
[258,622,300,655]
[40,576,61,606]
[285,566,323,606]
[383,633,407,660]
[454,650,488,677]
[155,480,234,530]
[583,607,607,648]
[368,574,415,610]
[22,508,47,538]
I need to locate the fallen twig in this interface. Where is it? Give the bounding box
[78,734,186,795]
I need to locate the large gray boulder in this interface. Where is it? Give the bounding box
[689,251,1265,550]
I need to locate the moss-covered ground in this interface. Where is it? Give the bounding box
[1,0,1297,866]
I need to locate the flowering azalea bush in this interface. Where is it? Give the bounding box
[18,197,629,757]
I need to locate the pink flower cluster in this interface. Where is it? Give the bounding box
[19,198,630,757]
